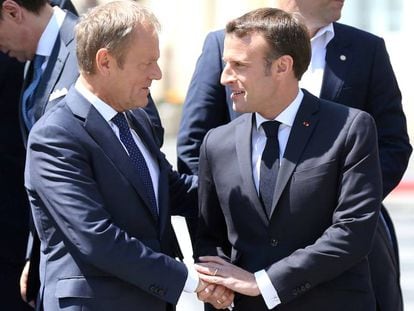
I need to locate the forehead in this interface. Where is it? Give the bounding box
[126,24,160,59]
[223,32,268,61]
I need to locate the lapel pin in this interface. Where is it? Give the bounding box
[340,55,346,61]
[302,121,310,127]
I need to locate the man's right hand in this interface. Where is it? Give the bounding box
[20,260,35,308]
[196,279,234,309]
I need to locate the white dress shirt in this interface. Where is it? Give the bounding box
[252,89,304,309]
[34,6,66,73]
[299,23,334,97]
[74,80,199,293]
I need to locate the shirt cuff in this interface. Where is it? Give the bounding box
[255,269,281,309]
[183,263,199,293]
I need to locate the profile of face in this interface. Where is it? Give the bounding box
[220,32,279,118]
[0,0,36,61]
[278,0,344,29]
[104,24,162,112]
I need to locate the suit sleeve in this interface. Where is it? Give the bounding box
[365,38,412,197]
[177,31,230,175]
[194,131,232,260]
[25,122,187,304]
[265,112,383,304]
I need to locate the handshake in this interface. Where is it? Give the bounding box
[194,256,261,309]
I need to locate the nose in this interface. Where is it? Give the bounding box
[151,62,162,80]
[220,63,235,86]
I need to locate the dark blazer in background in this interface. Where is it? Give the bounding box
[177,23,411,311]
[0,53,32,310]
[26,87,196,310]
[196,91,382,311]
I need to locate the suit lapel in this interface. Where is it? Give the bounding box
[34,13,77,120]
[66,89,159,222]
[320,23,351,101]
[270,91,320,217]
[235,114,269,225]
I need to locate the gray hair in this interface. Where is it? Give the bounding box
[75,0,161,74]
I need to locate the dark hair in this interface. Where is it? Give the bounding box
[0,0,48,18]
[225,7,311,79]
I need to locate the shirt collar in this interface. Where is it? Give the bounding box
[255,89,304,131]
[36,6,66,58]
[311,22,335,49]
[75,79,119,122]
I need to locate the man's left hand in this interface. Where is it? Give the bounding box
[195,256,260,297]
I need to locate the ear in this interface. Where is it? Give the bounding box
[2,0,23,22]
[272,55,294,76]
[95,48,115,76]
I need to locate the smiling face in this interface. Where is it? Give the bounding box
[103,24,162,111]
[221,32,279,118]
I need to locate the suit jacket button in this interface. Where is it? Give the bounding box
[305,282,311,289]
[270,238,279,247]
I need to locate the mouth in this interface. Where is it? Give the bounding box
[232,90,246,98]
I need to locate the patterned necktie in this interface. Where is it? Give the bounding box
[22,54,46,130]
[259,121,281,217]
[112,112,158,218]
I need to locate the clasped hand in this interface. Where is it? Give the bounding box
[195,256,261,309]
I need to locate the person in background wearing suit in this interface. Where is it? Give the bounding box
[194,8,383,310]
[0,0,79,306]
[25,1,233,310]
[0,53,32,310]
[177,1,412,309]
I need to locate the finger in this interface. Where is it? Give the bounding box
[195,264,220,276]
[198,273,224,286]
[19,261,30,303]
[210,284,226,299]
[198,256,228,265]
[198,283,216,300]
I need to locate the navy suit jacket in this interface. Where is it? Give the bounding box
[25,87,197,310]
[196,91,382,310]
[178,23,411,311]
[22,8,165,303]
[177,24,411,190]
[19,10,79,145]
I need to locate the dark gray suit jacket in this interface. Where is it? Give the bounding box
[25,87,197,310]
[196,91,382,310]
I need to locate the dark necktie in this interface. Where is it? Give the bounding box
[22,54,45,130]
[259,121,281,217]
[112,112,158,218]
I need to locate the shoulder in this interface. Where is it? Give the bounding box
[203,29,225,49]
[333,22,384,46]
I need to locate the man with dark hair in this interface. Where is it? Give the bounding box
[195,7,382,310]
[178,1,411,309]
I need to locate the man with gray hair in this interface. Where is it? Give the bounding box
[24,1,233,310]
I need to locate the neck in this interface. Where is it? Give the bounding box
[259,84,299,120]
